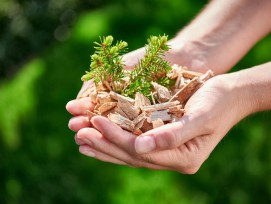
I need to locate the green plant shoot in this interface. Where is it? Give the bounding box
[81,35,128,92]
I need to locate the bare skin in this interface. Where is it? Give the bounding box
[66,0,271,173]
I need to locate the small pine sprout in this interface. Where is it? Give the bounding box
[123,34,173,99]
[81,35,128,92]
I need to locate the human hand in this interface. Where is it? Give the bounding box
[67,72,251,173]
[67,38,210,133]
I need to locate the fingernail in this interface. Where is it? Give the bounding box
[83,151,96,158]
[79,146,96,157]
[135,135,156,154]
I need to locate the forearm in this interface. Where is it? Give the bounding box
[229,62,271,120]
[169,0,271,74]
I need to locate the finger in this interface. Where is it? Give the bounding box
[77,127,169,170]
[79,145,127,165]
[66,97,94,116]
[68,116,91,132]
[75,134,85,145]
[91,116,137,155]
[135,114,209,154]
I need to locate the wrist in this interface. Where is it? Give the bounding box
[227,62,271,117]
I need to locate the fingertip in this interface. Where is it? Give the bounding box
[68,116,91,132]
[74,134,85,145]
[66,100,75,113]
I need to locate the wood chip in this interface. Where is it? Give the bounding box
[107,113,135,132]
[114,106,129,118]
[133,112,147,127]
[167,64,182,79]
[102,80,112,91]
[142,101,180,112]
[169,77,202,103]
[98,102,117,113]
[175,75,185,89]
[117,100,140,120]
[151,82,172,102]
[200,69,214,82]
[150,91,156,105]
[133,128,143,136]
[140,120,153,132]
[182,70,203,79]
[96,92,112,104]
[152,118,164,129]
[109,91,135,104]
[148,110,171,122]
[96,83,108,91]
[135,92,151,109]
[168,105,185,117]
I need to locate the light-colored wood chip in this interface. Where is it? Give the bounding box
[117,100,140,120]
[152,118,164,129]
[200,69,214,82]
[175,75,185,89]
[109,91,135,104]
[135,92,151,109]
[114,106,129,118]
[96,83,108,92]
[102,80,112,91]
[169,77,202,103]
[151,82,172,102]
[98,102,117,113]
[142,101,180,112]
[107,113,135,132]
[148,110,172,122]
[133,112,147,126]
[168,106,185,117]
[96,91,112,104]
[182,70,203,79]
[168,105,184,112]
[167,64,183,79]
[150,91,156,105]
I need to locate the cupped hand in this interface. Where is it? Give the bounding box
[67,73,249,173]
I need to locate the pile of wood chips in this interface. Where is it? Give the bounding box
[79,65,214,135]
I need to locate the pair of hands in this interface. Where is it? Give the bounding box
[66,47,244,174]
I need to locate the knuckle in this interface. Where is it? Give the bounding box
[175,156,202,174]
[155,129,179,149]
[181,166,200,175]
[176,163,200,174]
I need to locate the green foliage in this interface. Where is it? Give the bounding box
[82,35,128,92]
[82,34,173,99]
[123,34,172,98]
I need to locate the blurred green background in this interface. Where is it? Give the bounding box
[0,0,271,203]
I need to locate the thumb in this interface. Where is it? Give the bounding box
[134,114,203,154]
